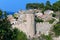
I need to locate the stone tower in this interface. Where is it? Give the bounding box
[25,13,35,38]
[12,10,35,38]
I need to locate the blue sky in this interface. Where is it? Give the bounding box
[0,0,57,12]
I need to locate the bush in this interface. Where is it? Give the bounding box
[48,18,55,24]
[52,13,56,17]
[35,17,44,23]
[39,34,53,40]
[52,23,60,37]
[0,10,27,40]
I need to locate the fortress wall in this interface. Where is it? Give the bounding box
[12,13,35,38]
[36,22,52,35]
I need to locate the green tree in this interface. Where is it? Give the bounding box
[26,3,40,9]
[0,10,27,40]
[48,18,55,24]
[0,10,2,16]
[32,34,53,40]
[52,1,60,11]
[40,34,53,40]
[12,28,27,40]
[52,23,60,37]
[39,3,44,9]
[45,1,52,10]
[52,13,56,17]
[35,16,44,23]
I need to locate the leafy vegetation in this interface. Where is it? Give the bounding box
[35,16,44,23]
[13,14,18,19]
[45,1,52,10]
[26,3,40,9]
[48,18,55,24]
[32,34,53,40]
[0,10,27,40]
[0,10,2,16]
[40,34,53,40]
[52,23,60,37]
[52,1,60,11]
[13,28,27,40]
[26,1,60,11]
[13,14,18,21]
[52,13,56,17]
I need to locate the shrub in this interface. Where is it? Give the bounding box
[52,23,60,37]
[52,13,56,17]
[48,18,55,24]
[40,34,53,40]
[35,17,44,23]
